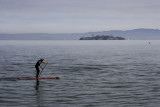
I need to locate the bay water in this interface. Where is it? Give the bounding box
[0,40,160,107]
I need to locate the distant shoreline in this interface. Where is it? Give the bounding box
[0,29,160,40]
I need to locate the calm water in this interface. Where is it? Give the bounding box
[0,40,160,107]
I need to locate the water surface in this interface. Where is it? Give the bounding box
[0,40,160,107]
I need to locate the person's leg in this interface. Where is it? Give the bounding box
[36,66,40,78]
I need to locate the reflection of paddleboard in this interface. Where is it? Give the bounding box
[18,77,60,80]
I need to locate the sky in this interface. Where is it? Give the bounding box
[0,0,160,33]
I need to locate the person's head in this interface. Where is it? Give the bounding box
[40,58,44,61]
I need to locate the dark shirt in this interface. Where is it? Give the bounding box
[35,60,43,67]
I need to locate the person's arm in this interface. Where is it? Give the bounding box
[42,61,48,64]
[40,64,43,69]
[40,62,48,69]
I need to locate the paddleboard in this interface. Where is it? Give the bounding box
[18,77,60,80]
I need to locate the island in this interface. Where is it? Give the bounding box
[79,35,125,40]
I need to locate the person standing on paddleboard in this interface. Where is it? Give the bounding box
[35,59,48,78]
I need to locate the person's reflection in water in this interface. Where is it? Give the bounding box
[35,79,41,107]
[35,79,39,90]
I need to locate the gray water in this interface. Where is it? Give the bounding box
[0,40,160,107]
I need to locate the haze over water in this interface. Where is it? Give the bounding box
[0,40,160,107]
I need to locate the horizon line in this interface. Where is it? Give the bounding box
[0,28,160,34]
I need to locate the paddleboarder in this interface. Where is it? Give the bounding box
[35,59,48,78]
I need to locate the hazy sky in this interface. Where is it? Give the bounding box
[0,0,160,33]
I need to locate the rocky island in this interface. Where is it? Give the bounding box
[79,35,125,40]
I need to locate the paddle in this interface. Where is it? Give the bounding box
[38,63,48,77]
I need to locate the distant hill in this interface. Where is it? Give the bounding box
[85,29,160,40]
[0,28,160,40]
[0,33,78,40]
